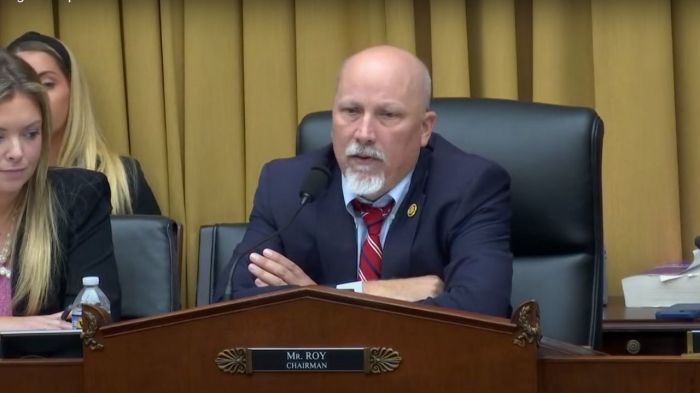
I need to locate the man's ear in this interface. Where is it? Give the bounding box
[420,111,437,146]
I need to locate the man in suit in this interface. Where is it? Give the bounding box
[221,45,512,317]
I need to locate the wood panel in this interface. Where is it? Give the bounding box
[540,356,700,393]
[0,359,82,393]
[82,287,538,393]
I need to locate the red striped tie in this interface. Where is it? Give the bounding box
[351,199,395,281]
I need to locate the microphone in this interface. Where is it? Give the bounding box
[221,165,331,300]
[300,165,332,205]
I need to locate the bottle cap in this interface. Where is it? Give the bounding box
[82,276,99,286]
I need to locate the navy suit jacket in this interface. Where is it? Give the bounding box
[222,133,513,317]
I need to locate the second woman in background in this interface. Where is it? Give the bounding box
[8,31,160,215]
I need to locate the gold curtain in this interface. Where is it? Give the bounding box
[1,0,698,305]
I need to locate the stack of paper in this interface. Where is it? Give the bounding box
[621,250,700,307]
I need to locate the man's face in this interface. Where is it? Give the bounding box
[331,55,434,200]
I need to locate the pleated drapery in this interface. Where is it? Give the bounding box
[2,0,698,305]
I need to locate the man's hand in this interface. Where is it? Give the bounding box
[363,275,444,302]
[248,248,317,287]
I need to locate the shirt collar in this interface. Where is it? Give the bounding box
[342,169,414,213]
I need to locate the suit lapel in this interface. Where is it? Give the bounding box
[315,164,358,283]
[381,146,432,279]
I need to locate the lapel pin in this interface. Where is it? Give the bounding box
[407,203,418,217]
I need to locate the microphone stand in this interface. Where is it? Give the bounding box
[222,165,331,300]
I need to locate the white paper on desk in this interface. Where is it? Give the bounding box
[622,249,700,307]
[659,249,700,282]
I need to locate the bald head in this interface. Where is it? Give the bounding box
[336,45,432,110]
[331,45,437,200]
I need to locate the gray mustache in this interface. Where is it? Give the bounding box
[345,143,385,161]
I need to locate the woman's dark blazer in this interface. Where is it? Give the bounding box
[12,168,122,320]
[122,157,161,215]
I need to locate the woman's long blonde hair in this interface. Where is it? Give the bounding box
[10,39,133,214]
[0,49,60,314]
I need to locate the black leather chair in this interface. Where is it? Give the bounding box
[196,223,248,306]
[111,215,182,319]
[296,97,605,347]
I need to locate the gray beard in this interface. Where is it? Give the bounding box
[344,166,385,197]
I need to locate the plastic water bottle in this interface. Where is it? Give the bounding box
[71,276,111,330]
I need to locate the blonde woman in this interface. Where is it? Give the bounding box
[0,49,121,328]
[8,31,160,215]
